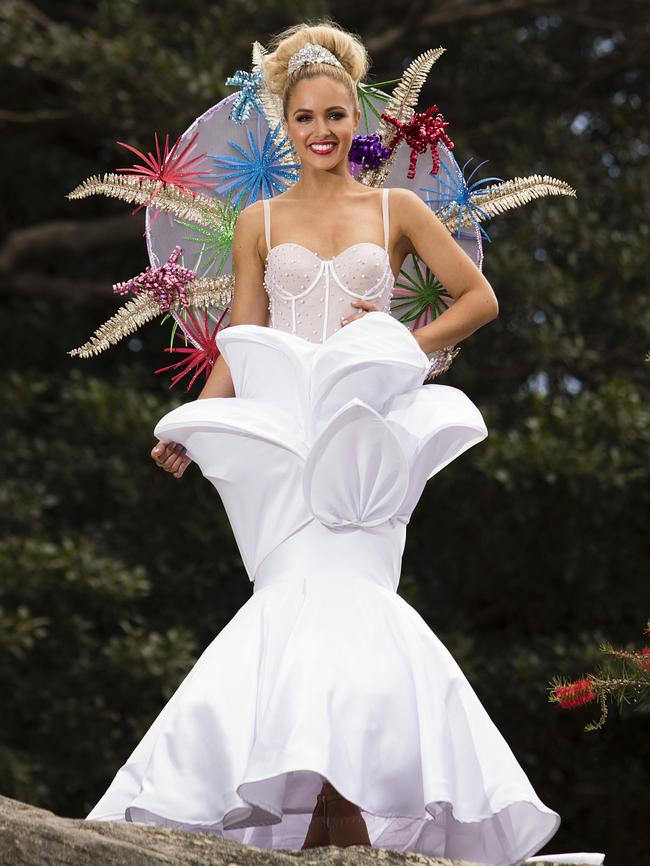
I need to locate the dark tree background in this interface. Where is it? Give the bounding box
[1,2,648,864]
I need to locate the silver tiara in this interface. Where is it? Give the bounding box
[287,42,344,76]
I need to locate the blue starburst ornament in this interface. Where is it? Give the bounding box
[206,121,300,207]
[224,68,265,124]
[421,157,503,241]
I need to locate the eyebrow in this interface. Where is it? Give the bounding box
[292,105,348,115]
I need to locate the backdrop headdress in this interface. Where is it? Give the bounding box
[66,40,576,390]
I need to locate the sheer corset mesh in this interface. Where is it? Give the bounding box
[262,188,395,343]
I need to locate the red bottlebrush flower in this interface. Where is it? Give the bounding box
[552,677,598,709]
[634,647,650,671]
[115,130,211,219]
[154,306,229,391]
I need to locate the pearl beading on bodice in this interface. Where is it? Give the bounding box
[262,188,395,344]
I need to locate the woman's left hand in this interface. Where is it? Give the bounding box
[341,300,428,354]
[340,299,380,326]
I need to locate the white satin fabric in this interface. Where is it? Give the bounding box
[85,312,604,866]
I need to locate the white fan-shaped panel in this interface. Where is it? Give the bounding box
[303,399,410,529]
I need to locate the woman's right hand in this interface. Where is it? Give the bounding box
[151,440,193,478]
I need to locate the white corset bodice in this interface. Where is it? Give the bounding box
[262,188,395,343]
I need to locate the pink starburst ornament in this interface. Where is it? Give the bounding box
[112,245,196,311]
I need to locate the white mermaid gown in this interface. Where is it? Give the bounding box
[85,189,605,866]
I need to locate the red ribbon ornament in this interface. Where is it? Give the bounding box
[381,105,454,179]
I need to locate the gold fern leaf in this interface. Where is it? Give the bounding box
[360,47,446,188]
[183,275,233,309]
[252,41,284,132]
[438,174,577,233]
[251,42,300,180]
[383,46,446,123]
[66,173,222,225]
[68,275,234,359]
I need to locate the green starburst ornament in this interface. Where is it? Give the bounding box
[175,189,243,278]
[391,254,454,328]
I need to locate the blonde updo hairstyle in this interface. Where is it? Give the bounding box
[264,19,370,122]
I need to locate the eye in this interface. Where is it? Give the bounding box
[296,112,345,122]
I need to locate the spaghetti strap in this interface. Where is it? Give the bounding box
[262,197,271,257]
[381,187,390,251]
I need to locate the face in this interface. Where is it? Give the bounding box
[283,75,360,172]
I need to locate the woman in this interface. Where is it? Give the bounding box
[151,35,498,481]
[86,21,565,866]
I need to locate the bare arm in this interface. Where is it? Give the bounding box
[152,200,269,475]
[393,187,499,355]
[196,201,269,399]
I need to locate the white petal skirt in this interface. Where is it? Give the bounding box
[85,313,604,866]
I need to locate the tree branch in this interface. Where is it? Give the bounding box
[4,271,110,297]
[0,108,72,124]
[365,0,558,54]
[0,214,141,272]
[0,214,143,297]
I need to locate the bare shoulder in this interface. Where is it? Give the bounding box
[233,199,266,253]
[384,187,438,257]
[236,198,263,228]
[389,186,447,239]
[388,185,431,216]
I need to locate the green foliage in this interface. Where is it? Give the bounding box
[0,367,248,815]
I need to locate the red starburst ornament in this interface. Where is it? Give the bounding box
[115,130,211,221]
[381,105,454,179]
[154,306,229,391]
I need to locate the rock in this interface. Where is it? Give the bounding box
[0,794,562,866]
